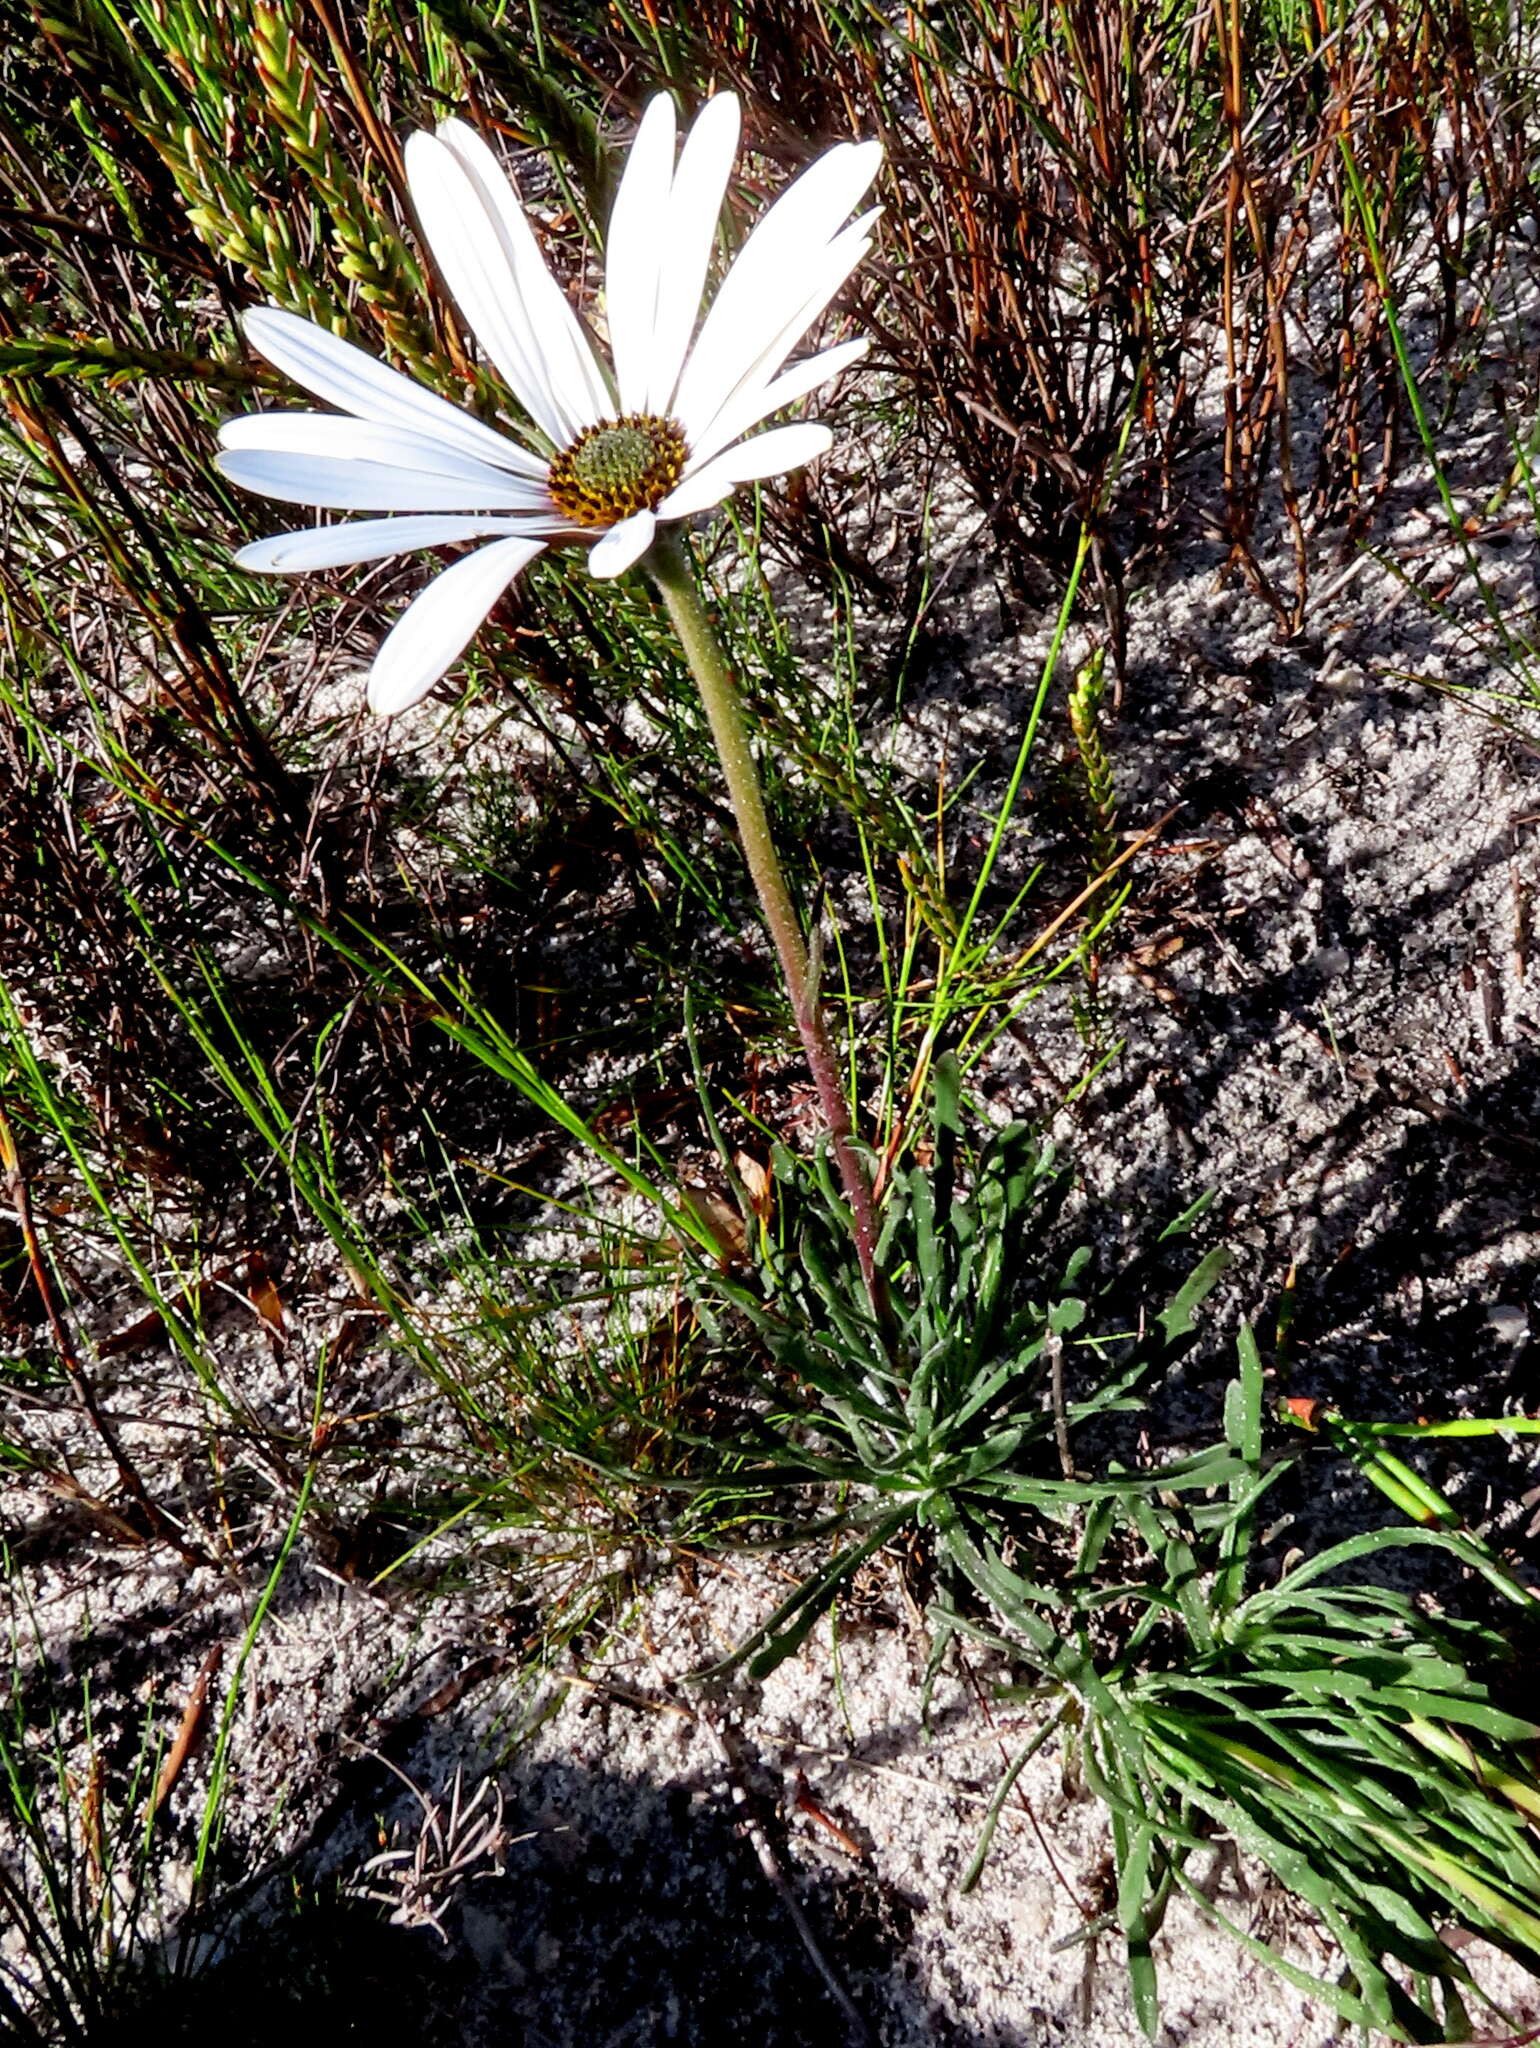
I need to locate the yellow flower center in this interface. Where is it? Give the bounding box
[547,414,688,528]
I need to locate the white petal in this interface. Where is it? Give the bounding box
[659,423,832,521]
[234,515,547,575]
[586,508,657,578]
[218,447,568,515]
[685,336,869,471]
[604,94,676,414]
[367,535,544,716]
[423,120,611,445]
[406,131,566,448]
[221,412,553,504]
[240,306,545,479]
[673,140,881,441]
[677,210,878,447]
[645,92,741,416]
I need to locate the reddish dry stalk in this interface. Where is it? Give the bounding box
[680,0,1522,616]
[0,1103,213,1570]
[151,1645,226,1819]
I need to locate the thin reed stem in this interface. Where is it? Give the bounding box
[648,531,883,1315]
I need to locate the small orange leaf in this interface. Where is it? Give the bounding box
[680,1183,744,1262]
[247,1253,287,1345]
[1281,1395,1325,1430]
[734,1151,773,1220]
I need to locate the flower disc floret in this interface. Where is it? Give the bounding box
[548,414,687,528]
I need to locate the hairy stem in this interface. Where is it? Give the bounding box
[649,531,883,1314]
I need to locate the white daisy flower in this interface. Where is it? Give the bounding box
[219,93,881,716]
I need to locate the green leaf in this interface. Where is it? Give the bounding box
[1157,1245,1232,1346]
[1226,1325,1264,1466]
[1111,1814,1162,2038]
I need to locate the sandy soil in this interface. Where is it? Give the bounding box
[9,311,1540,2042]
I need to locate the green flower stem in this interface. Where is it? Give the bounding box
[649,530,882,1312]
